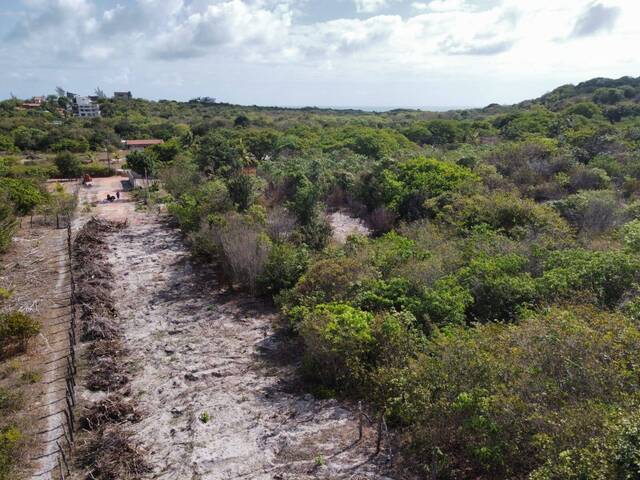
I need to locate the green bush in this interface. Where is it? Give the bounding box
[0,312,40,353]
[378,157,478,220]
[257,242,309,297]
[405,307,640,479]
[0,177,45,216]
[538,249,639,308]
[0,192,17,253]
[283,256,376,311]
[621,219,640,253]
[443,191,572,241]
[456,254,537,322]
[54,151,81,179]
[80,162,113,177]
[125,150,155,176]
[299,303,375,390]
[423,276,473,328]
[167,179,232,232]
[0,426,22,480]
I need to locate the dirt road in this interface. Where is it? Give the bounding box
[74,177,393,479]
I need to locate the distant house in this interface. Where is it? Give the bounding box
[72,96,101,118]
[122,139,164,151]
[114,91,132,99]
[21,96,45,109]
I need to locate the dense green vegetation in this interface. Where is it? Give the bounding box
[2,76,640,478]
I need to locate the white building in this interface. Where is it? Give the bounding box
[73,96,101,118]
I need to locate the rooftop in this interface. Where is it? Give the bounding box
[124,139,164,146]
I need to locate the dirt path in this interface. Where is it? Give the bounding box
[73,178,394,479]
[0,213,72,480]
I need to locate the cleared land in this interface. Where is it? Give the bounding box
[67,177,393,479]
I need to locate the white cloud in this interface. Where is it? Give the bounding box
[150,1,293,59]
[412,0,469,12]
[2,0,640,106]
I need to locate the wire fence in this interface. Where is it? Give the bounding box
[28,222,77,480]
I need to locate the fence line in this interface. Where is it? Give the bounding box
[29,222,78,480]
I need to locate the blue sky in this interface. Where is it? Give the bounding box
[0,0,637,107]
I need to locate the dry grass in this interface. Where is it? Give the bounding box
[78,425,150,480]
[79,395,142,431]
[73,218,147,479]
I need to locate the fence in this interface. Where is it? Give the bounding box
[29,223,78,480]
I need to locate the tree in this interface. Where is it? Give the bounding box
[11,126,46,151]
[195,131,244,174]
[94,86,106,99]
[0,178,44,216]
[44,184,76,228]
[234,114,250,128]
[54,152,81,179]
[299,303,374,390]
[593,87,624,105]
[125,150,155,176]
[226,172,262,212]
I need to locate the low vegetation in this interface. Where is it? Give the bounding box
[2,75,640,478]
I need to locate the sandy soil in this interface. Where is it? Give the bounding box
[328,211,371,243]
[72,178,394,479]
[0,215,71,480]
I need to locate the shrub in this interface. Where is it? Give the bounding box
[296,214,332,250]
[167,179,232,232]
[443,191,572,241]
[0,388,22,413]
[211,213,271,293]
[0,193,17,253]
[226,172,262,212]
[299,303,374,390]
[456,254,538,322]
[0,177,45,216]
[621,219,640,253]
[257,242,309,297]
[552,190,622,236]
[0,312,40,353]
[125,150,155,176]
[54,151,81,178]
[286,256,376,308]
[423,276,473,328]
[0,426,23,480]
[381,157,478,220]
[81,162,113,177]
[353,277,429,323]
[568,166,610,191]
[405,307,640,479]
[537,249,639,308]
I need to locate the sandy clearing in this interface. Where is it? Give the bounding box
[72,177,395,480]
[328,210,371,243]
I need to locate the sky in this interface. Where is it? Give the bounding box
[0,0,638,108]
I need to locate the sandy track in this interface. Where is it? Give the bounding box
[77,178,394,479]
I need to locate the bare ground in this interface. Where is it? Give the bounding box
[328,210,371,244]
[0,216,72,480]
[71,178,395,480]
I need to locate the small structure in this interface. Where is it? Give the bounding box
[20,96,45,109]
[122,139,164,151]
[72,96,101,118]
[114,91,132,99]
